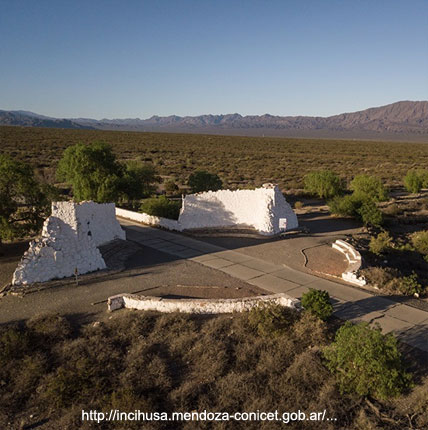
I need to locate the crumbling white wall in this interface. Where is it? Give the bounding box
[12,201,126,285]
[108,292,300,313]
[178,184,298,235]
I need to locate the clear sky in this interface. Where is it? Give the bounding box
[1,0,427,119]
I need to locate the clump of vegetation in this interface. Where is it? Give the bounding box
[329,194,383,226]
[301,289,333,320]
[369,230,393,255]
[0,310,426,429]
[0,154,58,242]
[411,230,428,256]
[164,179,179,195]
[294,200,304,209]
[247,303,297,337]
[349,174,388,202]
[140,195,181,219]
[404,169,428,194]
[303,170,343,199]
[56,142,159,203]
[361,267,424,296]
[188,170,223,193]
[121,160,160,201]
[323,322,412,400]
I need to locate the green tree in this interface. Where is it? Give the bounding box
[349,175,388,202]
[57,142,123,203]
[301,289,333,320]
[188,170,223,193]
[323,322,412,400]
[0,155,56,241]
[121,161,159,201]
[303,170,343,199]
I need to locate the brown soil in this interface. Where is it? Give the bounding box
[0,240,29,289]
[305,244,348,277]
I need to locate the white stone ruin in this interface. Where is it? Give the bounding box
[178,183,298,234]
[12,201,126,285]
[116,184,298,235]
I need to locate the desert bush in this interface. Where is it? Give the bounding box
[389,272,423,296]
[301,289,333,321]
[361,267,423,296]
[294,200,304,209]
[329,195,383,226]
[164,179,179,195]
[328,194,360,217]
[323,322,412,400]
[303,170,343,199]
[140,196,181,219]
[404,169,424,193]
[188,170,222,193]
[411,230,428,255]
[247,303,297,337]
[349,174,388,202]
[358,198,383,226]
[369,230,393,255]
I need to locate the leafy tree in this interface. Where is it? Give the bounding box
[188,170,222,193]
[57,142,122,203]
[0,155,56,241]
[301,289,333,320]
[303,170,343,199]
[57,143,159,203]
[349,175,388,202]
[140,196,181,220]
[323,322,412,400]
[121,161,159,201]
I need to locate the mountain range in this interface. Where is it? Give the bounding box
[1,101,427,141]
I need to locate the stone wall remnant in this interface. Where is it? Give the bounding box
[12,201,125,285]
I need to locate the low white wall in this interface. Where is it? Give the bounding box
[332,239,366,286]
[116,207,181,231]
[116,184,298,236]
[108,292,300,314]
[13,201,126,285]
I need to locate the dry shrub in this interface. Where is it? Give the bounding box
[361,266,398,289]
[292,311,330,349]
[393,376,428,429]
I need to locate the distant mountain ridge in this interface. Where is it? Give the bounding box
[1,101,427,140]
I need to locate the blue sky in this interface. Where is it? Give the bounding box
[1,0,427,119]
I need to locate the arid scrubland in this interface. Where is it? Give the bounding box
[1,126,428,190]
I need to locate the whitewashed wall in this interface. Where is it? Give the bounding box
[12,201,125,286]
[117,184,298,236]
[108,292,300,313]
